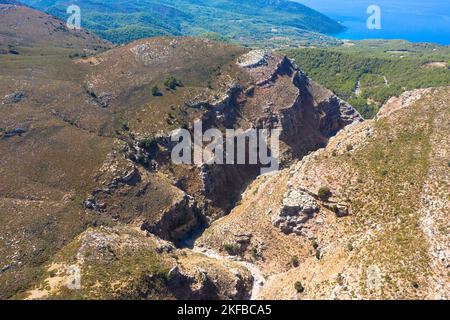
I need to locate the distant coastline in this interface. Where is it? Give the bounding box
[296,0,450,45]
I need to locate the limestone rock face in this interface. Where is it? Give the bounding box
[196,87,450,300]
[1,126,27,138]
[141,193,204,245]
[272,189,319,235]
[2,91,25,104]
[194,51,363,219]
[0,20,366,299]
[167,263,251,300]
[23,226,253,300]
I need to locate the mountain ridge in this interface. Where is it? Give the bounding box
[20,0,345,46]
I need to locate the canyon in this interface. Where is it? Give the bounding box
[0,3,448,300]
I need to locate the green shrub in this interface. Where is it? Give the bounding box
[347,242,354,252]
[318,187,332,201]
[139,138,157,154]
[164,76,183,90]
[290,255,299,267]
[311,239,319,250]
[151,86,161,96]
[294,281,304,293]
[223,244,235,254]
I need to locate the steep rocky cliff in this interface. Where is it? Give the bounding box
[0,4,389,300]
[196,87,450,299]
[75,42,363,239]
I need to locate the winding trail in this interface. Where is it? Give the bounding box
[192,246,265,300]
[354,79,361,96]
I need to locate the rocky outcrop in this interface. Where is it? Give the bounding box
[196,87,450,300]
[140,193,204,245]
[167,263,251,300]
[272,188,319,235]
[376,87,433,119]
[2,91,25,104]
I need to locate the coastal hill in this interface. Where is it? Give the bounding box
[21,0,344,46]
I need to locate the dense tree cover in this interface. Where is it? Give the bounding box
[284,41,450,118]
[22,0,343,46]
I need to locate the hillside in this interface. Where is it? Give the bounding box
[0,1,110,49]
[1,3,448,301]
[196,87,450,299]
[18,83,449,299]
[21,226,254,299]
[21,0,344,47]
[283,40,450,118]
[0,4,361,299]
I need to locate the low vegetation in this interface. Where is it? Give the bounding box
[294,281,304,293]
[163,76,183,90]
[151,85,161,96]
[318,187,332,201]
[21,0,343,47]
[223,243,236,255]
[290,255,299,267]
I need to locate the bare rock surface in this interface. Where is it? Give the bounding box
[237,50,270,68]
[272,189,319,235]
[24,226,253,300]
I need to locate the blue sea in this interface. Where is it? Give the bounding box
[296,0,450,45]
